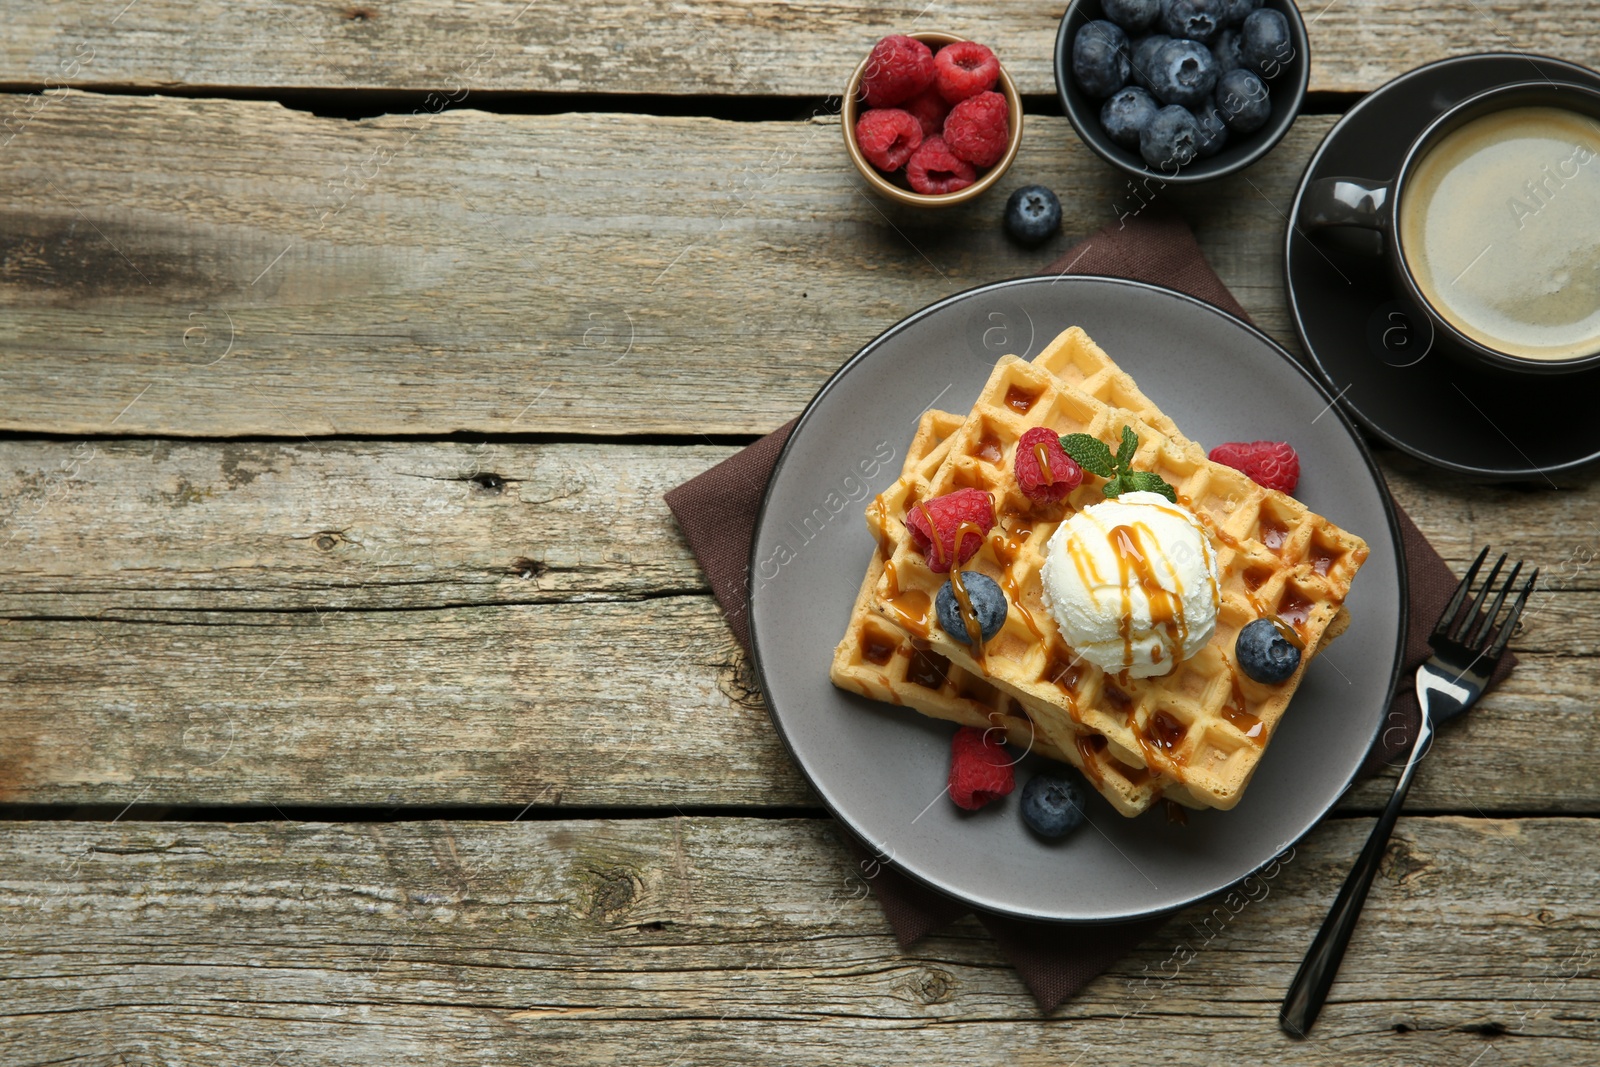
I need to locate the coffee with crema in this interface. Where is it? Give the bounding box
[1399,106,1600,362]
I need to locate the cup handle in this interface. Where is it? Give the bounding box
[1300,178,1392,235]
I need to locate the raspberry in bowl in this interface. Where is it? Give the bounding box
[844,32,1025,207]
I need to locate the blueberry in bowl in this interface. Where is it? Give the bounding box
[1055,0,1308,184]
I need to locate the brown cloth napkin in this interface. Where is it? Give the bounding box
[664,208,1516,1012]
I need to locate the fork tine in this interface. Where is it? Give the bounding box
[1453,552,1507,641]
[1468,560,1523,647]
[1485,569,1537,662]
[1434,546,1490,642]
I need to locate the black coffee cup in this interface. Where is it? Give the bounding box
[1301,80,1600,375]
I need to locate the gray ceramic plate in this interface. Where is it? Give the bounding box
[748,276,1406,923]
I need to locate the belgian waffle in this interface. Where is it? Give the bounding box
[830,409,1167,817]
[866,328,1369,811]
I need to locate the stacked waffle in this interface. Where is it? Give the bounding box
[830,327,1367,815]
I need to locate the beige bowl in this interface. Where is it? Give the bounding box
[843,31,1024,207]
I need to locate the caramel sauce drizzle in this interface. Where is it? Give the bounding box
[860,631,896,665]
[989,524,1046,644]
[1031,441,1056,485]
[1221,702,1266,745]
[914,501,944,568]
[1133,709,1190,782]
[907,648,949,690]
[1004,384,1041,414]
[1108,522,1192,669]
[947,565,986,660]
[1076,733,1107,787]
[1276,586,1313,637]
[1222,669,1266,745]
[882,588,931,638]
[1259,513,1290,552]
[868,497,893,559]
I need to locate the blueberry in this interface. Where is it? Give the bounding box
[1216,67,1271,132]
[1236,617,1302,684]
[1140,105,1202,168]
[1103,0,1163,34]
[1210,28,1243,74]
[1130,34,1171,92]
[1021,772,1087,838]
[1159,0,1227,43]
[1241,8,1293,79]
[1220,0,1262,25]
[1004,185,1062,246]
[1073,20,1132,98]
[1101,85,1161,149]
[935,571,1008,644]
[1147,38,1217,107]
[1189,96,1229,157]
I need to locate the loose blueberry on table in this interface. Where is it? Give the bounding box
[1004,185,1064,245]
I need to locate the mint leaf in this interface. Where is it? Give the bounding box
[1122,470,1178,502]
[1115,425,1138,468]
[1102,473,1128,498]
[1060,433,1115,478]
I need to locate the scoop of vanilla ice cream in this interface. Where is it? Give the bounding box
[1040,491,1220,678]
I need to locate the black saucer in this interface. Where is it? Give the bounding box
[1286,53,1600,480]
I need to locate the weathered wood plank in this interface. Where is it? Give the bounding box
[0,440,1595,811]
[2,0,1595,97]
[0,597,794,808]
[0,596,1589,811]
[3,94,1323,437]
[0,440,731,612]
[0,816,1594,1062]
[4,440,1596,616]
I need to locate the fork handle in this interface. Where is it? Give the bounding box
[1279,728,1430,1038]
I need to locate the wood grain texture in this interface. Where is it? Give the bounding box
[1,439,1594,810]
[1,0,1595,96]
[0,816,1595,1062]
[3,93,1320,437]
[3,441,1597,615]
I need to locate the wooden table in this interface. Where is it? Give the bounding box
[2,3,1597,1062]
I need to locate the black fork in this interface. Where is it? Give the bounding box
[1280,547,1536,1037]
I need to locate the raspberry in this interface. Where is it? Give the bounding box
[901,87,952,139]
[943,90,1010,168]
[904,487,994,572]
[905,135,978,195]
[1014,427,1083,503]
[948,726,1015,810]
[934,40,1001,103]
[855,108,923,172]
[1209,440,1301,493]
[860,35,936,108]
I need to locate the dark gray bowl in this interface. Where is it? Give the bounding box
[1055,0,1309,184]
